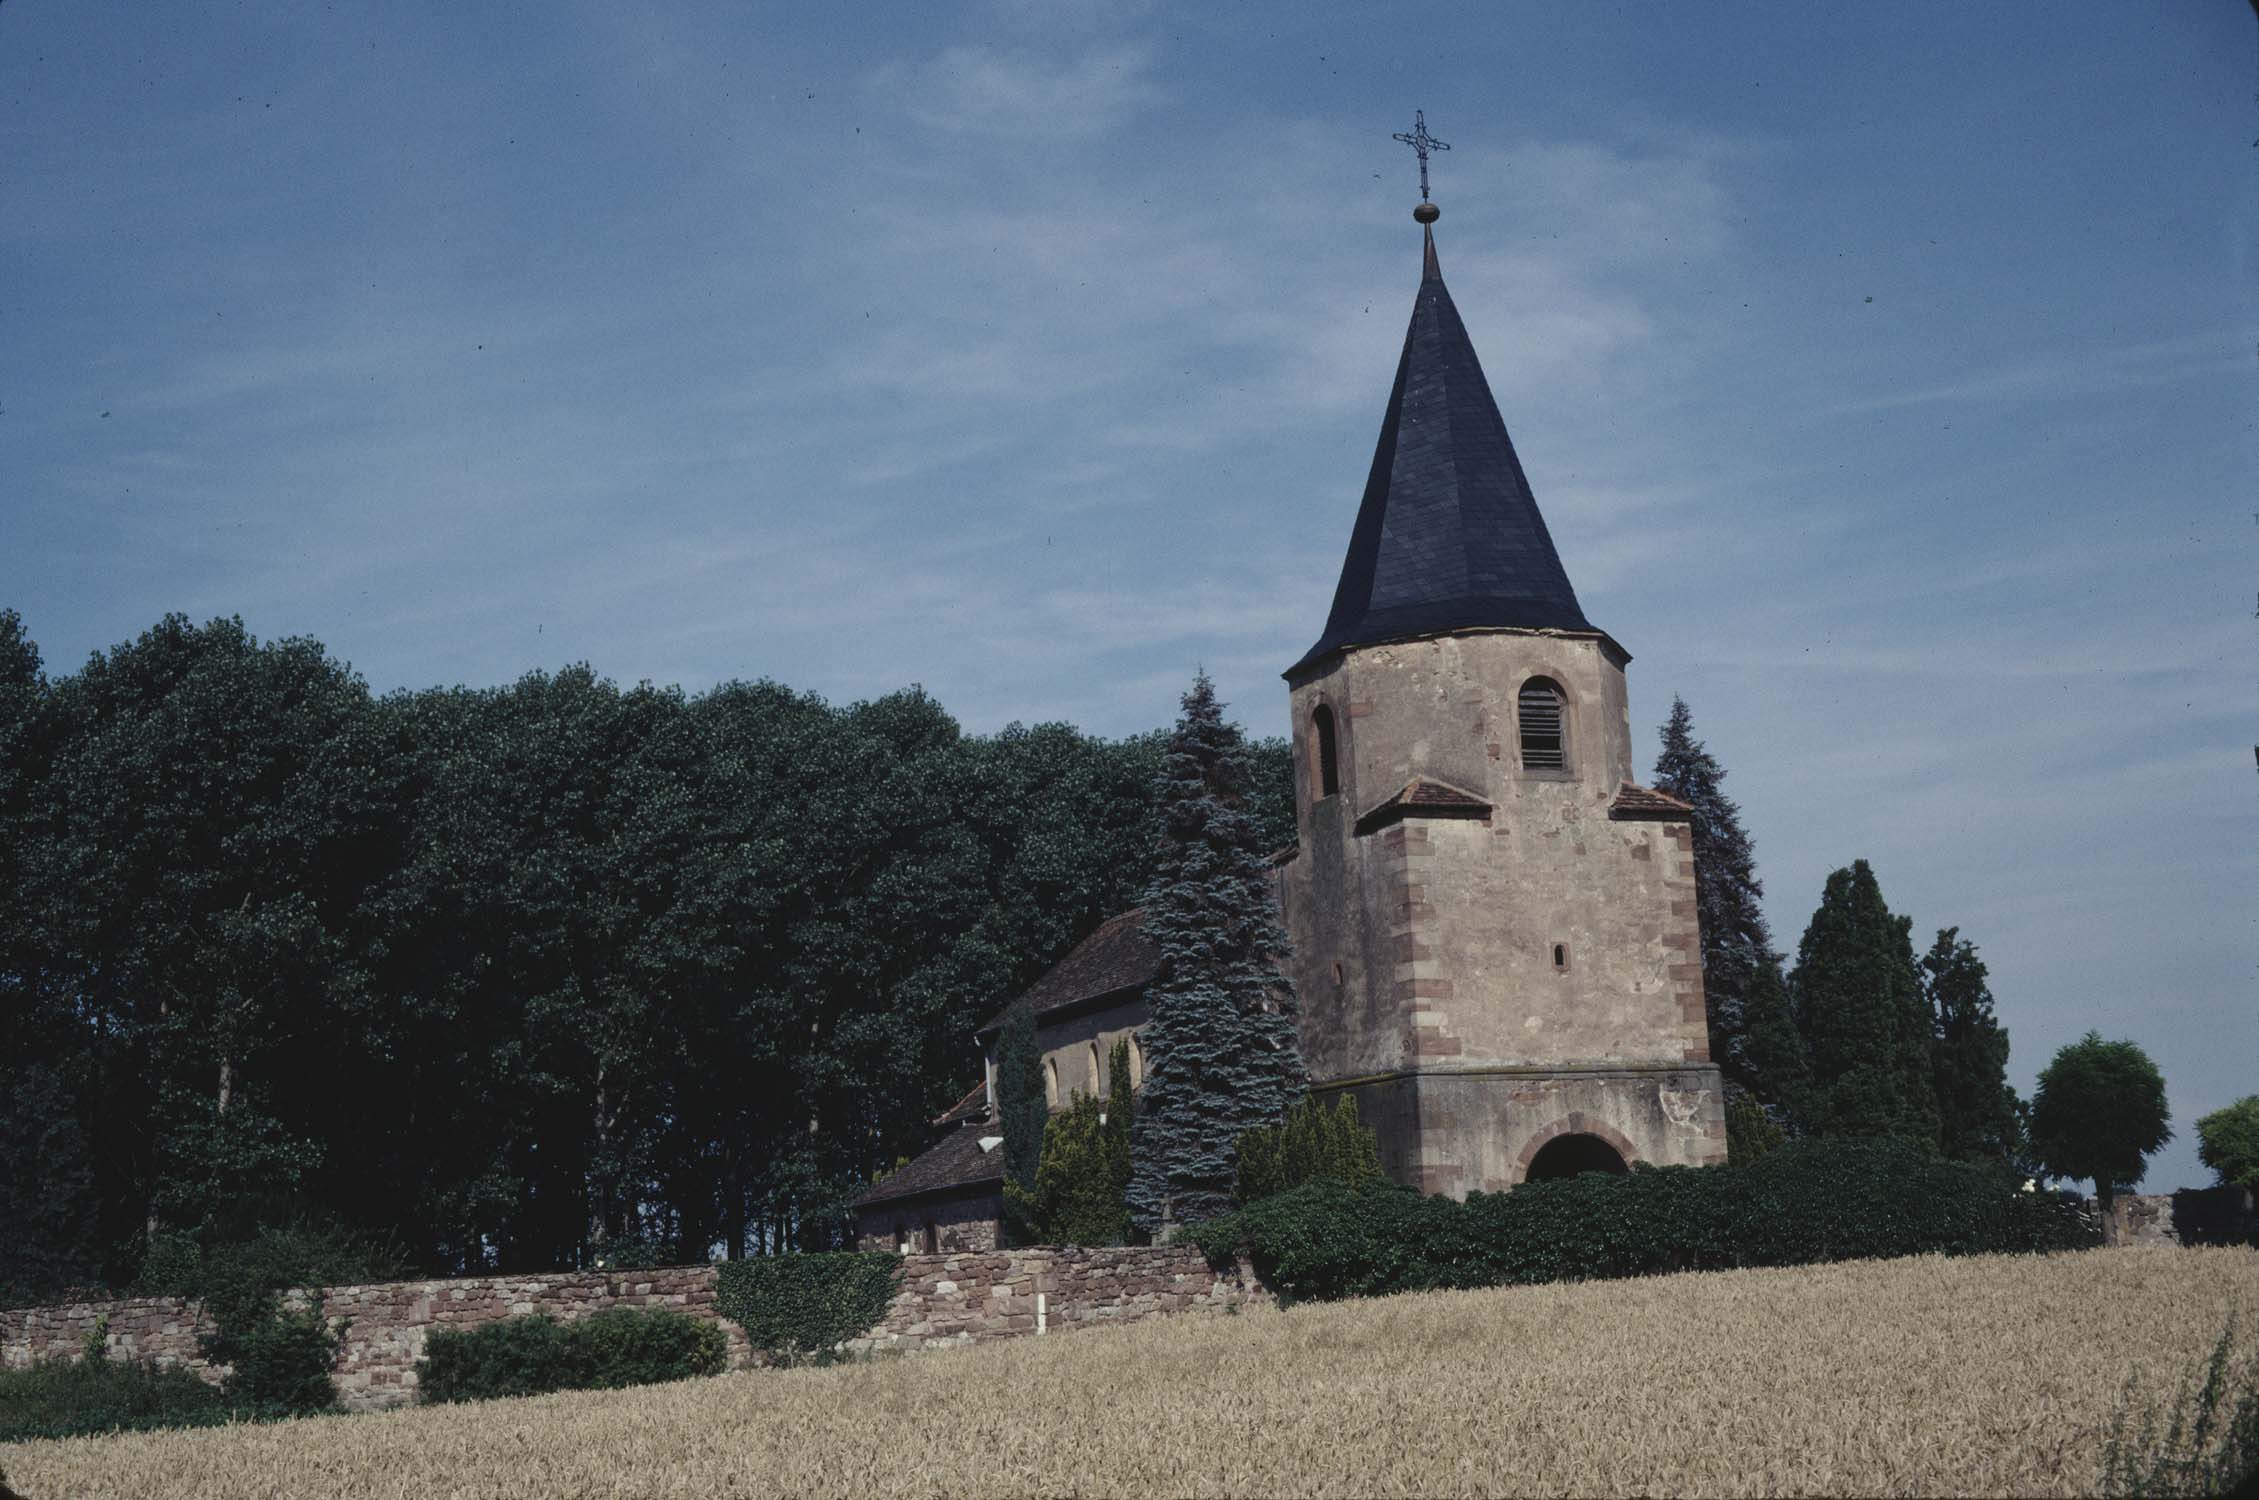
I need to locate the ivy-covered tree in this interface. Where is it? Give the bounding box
[1788,861,1941,1147]
[2030,1032,2172,1208]
[1126,674,1304,1234]
[1652,698,1780,1100]
[1922,927,2020,1165]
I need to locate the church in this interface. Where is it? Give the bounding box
[855,181,1726,1254]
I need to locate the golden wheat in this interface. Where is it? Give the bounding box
[2,1247,2251,1499]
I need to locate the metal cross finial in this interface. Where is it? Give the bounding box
[1392,110,1451,203]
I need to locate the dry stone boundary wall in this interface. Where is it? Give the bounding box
[0,1246,1266,1412]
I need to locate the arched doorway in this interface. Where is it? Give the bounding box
[1523,1132,1631,1182]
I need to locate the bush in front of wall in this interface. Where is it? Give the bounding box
[416,1308,726,1405]
[0,1348,228,1444]
[1188,1136,2097,1304]
[713,1252,902,1366]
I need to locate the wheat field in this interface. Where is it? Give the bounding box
[3,1246,2252,1499]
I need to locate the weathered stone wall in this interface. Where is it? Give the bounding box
[2096,1188,2258,1248]
[0,1246,1266,1412]
[855,1191,1006,1254]
[1280,628,1726,1197]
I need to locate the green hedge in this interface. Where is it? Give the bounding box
[0,1353,228,1445]
[417,1308,726,1405]
[713,1252,902,1365]
[1187,1137,2098,1303]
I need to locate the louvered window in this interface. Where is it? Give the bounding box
[1518,678,1567,771]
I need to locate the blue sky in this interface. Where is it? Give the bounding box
[4,1,2252,1192]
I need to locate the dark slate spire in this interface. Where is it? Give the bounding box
[1288,225,1600,677]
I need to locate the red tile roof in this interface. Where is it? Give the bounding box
[1354,775,1493,835]
[1609,781,1694,820]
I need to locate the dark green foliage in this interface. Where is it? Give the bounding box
[1235,1095,1383,1205]
[415,1309,726,1404]
[1923,927,2021,1164]
[210,1302,344,1417]
[0,1065,103,1306]
[1006,1039,1135,1245]
[131,1218,403,1419]
[0,606,1299,1281]
[2103,1317,2259,1497]
[1651,698,1780,1098]
[2195,1099,2259,1194]
[1188,1137,2096,1305]
[0,1350,227,1444]
[1723,1091,1785,1165]
[1127,674,1305,1234]
[996,1000,1046,1244]
[712,1252,901,1364]
[2032,1032,2173,1205]
[1789,861,1941,1147]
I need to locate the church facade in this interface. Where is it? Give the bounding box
[853,211,1723,1251]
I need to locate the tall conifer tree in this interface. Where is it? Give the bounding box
[1789,860,1942,1146]
[1126,674,1303,1233]
[994,1000,1045,1242]
[1651,698,1779,1098]
[1922,927,2020,1164]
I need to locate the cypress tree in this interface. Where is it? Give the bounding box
[1922,927,2020,1165]
[1789,861,1941,1147]
[1126,673,1304,1234]
[994,1000,1045,1243]
[1651,698,1779,1098]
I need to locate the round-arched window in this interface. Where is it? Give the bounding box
[1311,704,1340,798]
[1044,1058,1059,1107]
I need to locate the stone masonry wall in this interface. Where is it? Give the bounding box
[0,1246,1266,1412]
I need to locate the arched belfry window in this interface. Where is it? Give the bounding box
[1518,678,1568,772]
[1312,704,1340,798]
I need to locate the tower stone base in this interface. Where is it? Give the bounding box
[1320,1062,1727,1197]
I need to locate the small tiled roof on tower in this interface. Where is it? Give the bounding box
[1289,224,1604,677]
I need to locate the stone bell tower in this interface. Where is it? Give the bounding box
[1274,196,1727,1196]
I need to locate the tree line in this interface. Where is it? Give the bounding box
[1654,697,2174,1200]
[0,609,1292,1298]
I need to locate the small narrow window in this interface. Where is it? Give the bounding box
[1087,1042,1103,1097]
[894,1223,909,1254]
[1128,1036,1144,1089]
[921,1221,938,1254]
[1312,704,1340,798]
[1045,1058,1059,1107]
[1553,943,1569,970]
[1331,960,1344,986]
[1518,678,1567,771]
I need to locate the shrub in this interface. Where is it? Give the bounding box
[209,1301,344,1418]
[131,1218,397,1419]
[0,1349,227,1444]
[417,1309,726,1405]
[713,1253,901,1365]
[1187,1136,2096,1304]
[1235,1095,1382,1206]
[2102,1316,2259,1496]
[1007,1044,1135,1246]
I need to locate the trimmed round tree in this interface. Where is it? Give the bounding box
[2195,1096,2259,1194]
[2029,1031,2171,1207]
[1126,673,1304,1235]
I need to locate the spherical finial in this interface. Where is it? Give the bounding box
[1413,202,1440,225]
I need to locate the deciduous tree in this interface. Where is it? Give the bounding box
[2029,1031,2172,1207]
